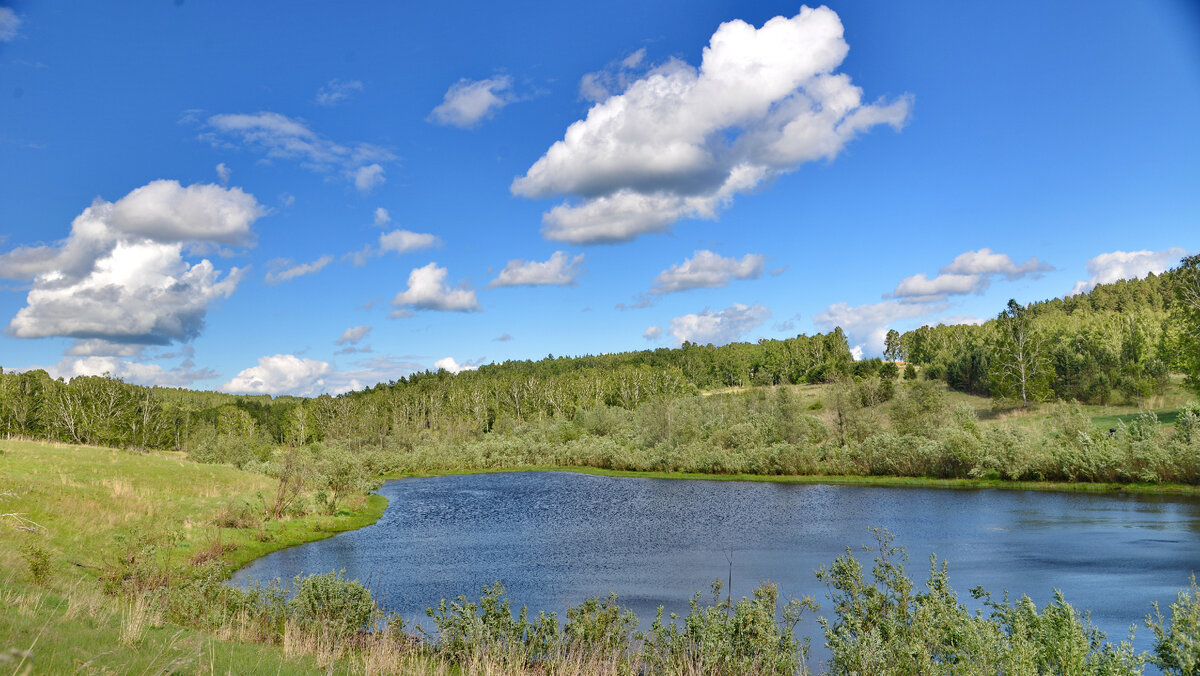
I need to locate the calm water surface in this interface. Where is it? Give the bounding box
[233,472,1200,659]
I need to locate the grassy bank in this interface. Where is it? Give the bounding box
[0,438,389,674]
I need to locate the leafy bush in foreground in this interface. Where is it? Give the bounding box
[289,570,379,640]
[818,529,1143,675]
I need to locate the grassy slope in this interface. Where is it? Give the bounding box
[0,439,387,675]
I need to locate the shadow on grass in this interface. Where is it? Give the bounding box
[1092,409,1179,429]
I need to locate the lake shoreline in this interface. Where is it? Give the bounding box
[223,466,1200,576]
[380,464,1200,497]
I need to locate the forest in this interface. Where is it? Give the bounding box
[1,254,1198,488]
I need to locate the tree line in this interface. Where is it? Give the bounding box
[2,255,1197,455]
[898,255,1199,406]
[0,330,857,454]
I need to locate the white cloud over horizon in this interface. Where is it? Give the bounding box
[434,356,480,374]
[44,355,218,388]
[512,6,910,244]
[390,262,481,316]
[1071,247,1187,295]
[650,250,764,294]
[489,251,584,287]
[0,180,261,345]
[220,354,333,396]
[891,248,1053,302]
[816,247,1053,357]
[669,303,770,345]
[814,299,943,356]
[428,76,514,128]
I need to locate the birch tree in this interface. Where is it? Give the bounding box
[989,299,1052,408]
[1175,254,1200,394]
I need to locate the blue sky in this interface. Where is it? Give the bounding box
[1,1,1197,395]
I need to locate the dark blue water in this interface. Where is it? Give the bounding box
[233,472,1200,661]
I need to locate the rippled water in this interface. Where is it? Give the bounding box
[233,471,1200,661]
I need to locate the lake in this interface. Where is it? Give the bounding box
[232,471,1200,662]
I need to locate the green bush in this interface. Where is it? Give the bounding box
[563,593,636,654]
[640,580,813,675]
[1174,401,1200,445]
[289,570,378,639]
[1146,575,1200,675]
[19,541,50,586]
[818,528,1143,674]
[889,380,948,438]
[425,582,559,664]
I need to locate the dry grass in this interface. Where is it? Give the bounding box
[119,595,163,647]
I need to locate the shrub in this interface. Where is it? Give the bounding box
[1146,575,1200,675]
[880,361,899,381]
[1174,401,1200,445]
[1127,410,1162,443]
[889,380,948,438]
[289,570,378,639]
[563,593,636,654]
[426,582,558,664]
[640,580,813,675]
[20,541,50,586]
[210,498,263,529]
[818,528,1142,674]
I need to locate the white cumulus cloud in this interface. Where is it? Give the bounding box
[1071,247,1187,295]
[814,300,941,356]
[220,354,333,396]
[651,250,764,294]
[47,356,218,388]
[391,262,481,316]
[512,6,910,244]
[353,164,386,193]
[216,162,231,185]
[643,325,663,341]
[941,248,1054,279]
[891,248,1053,302]
[379,229,439,255]
[0,180,261,344]
[434,356,480,374]
[428,76,514,128]
[891,273,980,302]
[669,303,770,346]
[489,251,584,287]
